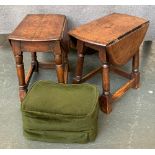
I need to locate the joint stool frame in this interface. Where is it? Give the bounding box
[72,40,140,114]
[69,13,149,114]
[9,40,69,101]
[9,14,69,101]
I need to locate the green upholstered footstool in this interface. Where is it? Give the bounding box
[21,81,99,143]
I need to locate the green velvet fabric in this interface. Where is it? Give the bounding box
[21,81,99,143]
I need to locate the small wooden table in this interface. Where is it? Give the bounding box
[69,13,149,114]
[8,14,69,101]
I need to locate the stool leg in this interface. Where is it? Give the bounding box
[15,52,27,101]
[132,51,140,89]
[54,54,64,83]
[100,62,112,114]
[31,52,38,72]
[61,42,70,84]
[73,40,85,84]
[64,46,70,72]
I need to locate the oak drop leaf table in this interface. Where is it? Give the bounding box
[69,13,149,114]
[8,14,69,101]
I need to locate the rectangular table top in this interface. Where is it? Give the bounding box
[8,14,66,41]
[69,13,149,46]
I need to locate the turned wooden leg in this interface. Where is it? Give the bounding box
[100,62,112,114]
[73,40,85,84]
[15,52,27,101]
[64,47,70,71]
[132,51,140,89]
[61,43,69,84]
[54,54,64,83]
[31,52,38,72]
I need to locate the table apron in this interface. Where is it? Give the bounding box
[20,41,55,52]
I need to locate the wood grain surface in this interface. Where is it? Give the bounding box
[69,13,148,46]
[8,14,66,41]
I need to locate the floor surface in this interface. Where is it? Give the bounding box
[0,34,155,149]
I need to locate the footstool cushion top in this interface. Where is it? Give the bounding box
[8,14,66,41]
[68,13,148,46]
[22,80,99,116]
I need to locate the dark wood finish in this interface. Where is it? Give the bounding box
[31,52,38,72]
[112,79,135,101]
[100,62,112,114]
[106,23,149,65]
[68,13,148,46]
[131,51,140,89]
[25,66,34,85]
[38,61,55,69]
[8,14,69,101]
[69,13,149,114]
[73,40,85,83]
[54,52,64,83]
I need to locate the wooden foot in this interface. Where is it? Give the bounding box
[19,87,27,102]
[73,77,81,84]
[132,72,140,89]
[99,94,112,114]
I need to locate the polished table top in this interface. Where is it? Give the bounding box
[69,13,148,46]
[8,14,66,42]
